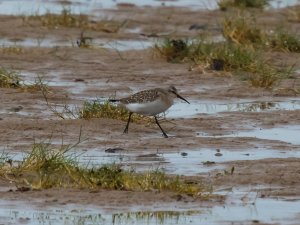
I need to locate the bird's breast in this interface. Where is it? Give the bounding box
[123,98,173,116]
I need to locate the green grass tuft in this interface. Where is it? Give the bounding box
[218,0,270,10]
[0,140,206,196]
[191,41,292,88]
[154,38,190,63]
[79,100,152,124]
[269,29,300,53]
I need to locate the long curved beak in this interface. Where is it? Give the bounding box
[176,93,190,104]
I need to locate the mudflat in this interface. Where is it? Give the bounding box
[0,2,300,224]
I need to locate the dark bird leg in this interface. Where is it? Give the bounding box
[123,112,133,134]
[154,116,168,138]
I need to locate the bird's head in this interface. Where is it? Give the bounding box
[167,85,190,104]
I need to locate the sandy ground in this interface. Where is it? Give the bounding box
[0,4,300,223]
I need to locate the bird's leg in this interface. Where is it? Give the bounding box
[154,116,168,138]
[123,112,133,134]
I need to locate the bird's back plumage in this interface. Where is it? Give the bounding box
[120,89,160,104]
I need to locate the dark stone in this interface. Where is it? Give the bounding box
[181,152,188,157]
[105,148,125,153]
[210,59,225,71]
[189,24,207,30]
[16,187,31,192]
[74,78,85,82]
[203,161,216,165]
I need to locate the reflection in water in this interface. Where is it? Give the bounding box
[3,207,200,225]
[73,146,300,176]
[168,99,300,118]
[236,101,276,112]
[1,194,300,225]
[112,211,197,225]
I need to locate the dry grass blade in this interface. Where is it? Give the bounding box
[0,67,22,88]
[222,15,264,46]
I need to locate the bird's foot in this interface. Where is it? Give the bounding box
[162,133,168,138]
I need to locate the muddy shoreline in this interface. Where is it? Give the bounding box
[0,1,300,224]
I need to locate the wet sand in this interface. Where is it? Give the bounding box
[0,1,300,224]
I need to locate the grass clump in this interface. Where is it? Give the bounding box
[0,141,205,196]
[79,100,152,124]
[0,67,22,88]
[0,45,24,54]
[37,9,89,28]
[0,67,49,92]
[154,36,293,88]
[222,14,300,52]
[269,30,300,53]
[154,38,190,63]
[44,97,154,124]
[191,41,291,88]
[242,62,292,88]
[218,0,269,10]
[27,9,126,33]
[192,42,258,71]
[222,16,265,46]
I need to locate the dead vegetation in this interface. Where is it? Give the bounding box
[24,9,127,33]
[0,67,49,92]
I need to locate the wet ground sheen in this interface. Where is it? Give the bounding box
[0,0,300,224]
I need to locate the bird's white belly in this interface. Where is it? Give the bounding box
[124,99,172,116]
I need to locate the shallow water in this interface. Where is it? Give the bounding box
[168,99,300,118]
[76,147,300,175]
[1,186,299,225]
[7,144,300,177]
[0,0,298,15]
[199,125,300,145]
[0,38,153,51]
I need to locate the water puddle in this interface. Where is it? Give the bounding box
[162,148,300,175]
[0,186,299,224]
[71,147,300,175]
[167,99,300,118]
[7,146,300,177]
[199,125,300,146]
[0,0,297,15]
[0,38,153,51]
[213,186,300,225]
[0,0,215,15]
[104,39,153,51]
[0,202,200,225]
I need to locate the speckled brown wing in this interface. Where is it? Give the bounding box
[120,89,159,104]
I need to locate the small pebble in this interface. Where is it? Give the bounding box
[181,152,188,157]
